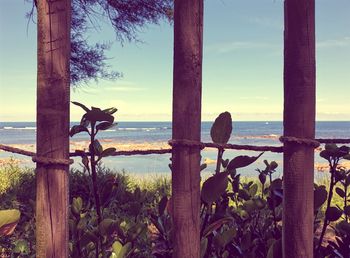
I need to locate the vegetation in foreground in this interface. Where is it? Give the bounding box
[1,108,349,257]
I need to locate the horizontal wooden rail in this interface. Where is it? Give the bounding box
[0,138,349,158]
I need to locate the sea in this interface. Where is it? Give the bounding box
[0,121,349,178]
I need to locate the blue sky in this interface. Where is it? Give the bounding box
[0,0,349,121]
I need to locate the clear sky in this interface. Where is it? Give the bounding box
[0,0,349,121]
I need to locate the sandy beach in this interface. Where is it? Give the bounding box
[1,140,349,172]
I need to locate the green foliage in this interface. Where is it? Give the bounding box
[0,158,27,195]
[0,209,21,236]
[1,111,349,257]
[0,163,169,257]
[150,113,350,257]
[315,143,350,257]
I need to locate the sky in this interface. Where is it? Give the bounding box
[0,0,349,121]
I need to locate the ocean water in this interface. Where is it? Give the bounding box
[0,121,349,177]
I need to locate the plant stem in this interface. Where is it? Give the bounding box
[317,161,336,253]
[200,205,209,236]
[215,148,224,174]
[269,173,278,233]
[90,124,102,224]
[345,184,348,223]
[261,182,265,199]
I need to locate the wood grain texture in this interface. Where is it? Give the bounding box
[283,0,315,257]
[36,0,71,257]
[172,0,203,257]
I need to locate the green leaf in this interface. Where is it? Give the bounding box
[158,196,168,216]
[200,163,207,172]
[344,206,350,216]
[101,147,116,158]
[13,239,29,254]
[127,224,145,241]
[243,200,257,214]
[0,209,20,236]
[254,197,266,209]
[80,114,90,127]
[200,238,208,258]
[202,217,234,237]
[82,156,89,170]
[213,228,236,249]
[259,173,266,185]
[267,239,282,258]
[270,178,283,191]
[221,159,229,168]
[72,197,83,216]
[326,206,343,222]
[112,241,122,255]
[72,101,90,112]
[69,125,89,137]
[336,220,350,234]
[86,107,114,124]
[103,107,118,115]
[248,183,258,196]
[232,175,240,192]
[270,161,278,170]
[117,242,132,258]
[227,152,263,170]
[99,219,119,236]
[238,189,250,201]
[96,122,116,131]
[314,186,328,209]
[335,187,345,198]
[210,112,232,144]
[320,150,331,161]
[325,144,338,152]
[201,172,228,204]
[93,140,103,155]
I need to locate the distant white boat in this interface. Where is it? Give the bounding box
[265,122,269,125]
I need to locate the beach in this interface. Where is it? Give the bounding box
[0,121,349,176]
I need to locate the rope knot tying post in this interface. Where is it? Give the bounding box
[279,136,320,148]
[168,139,205,150]
[32,156,74,166]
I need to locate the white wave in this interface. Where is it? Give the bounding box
[2,126,36,130]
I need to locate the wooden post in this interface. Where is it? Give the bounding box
[283,0,315,257]
[172,0,203,257]
[36,0,71,257]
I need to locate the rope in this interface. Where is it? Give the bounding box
[33,156,74,165]
[279,136,320,148]
[0,144,73,165]
[317,138,350,144]
[168,139,205,149]
[1,137,349,159]
[0,144,35,157]
[203,142,284,153]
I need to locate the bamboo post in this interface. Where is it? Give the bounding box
[171,0,203,257]
[283,0,315,257]
[36,0,71,257]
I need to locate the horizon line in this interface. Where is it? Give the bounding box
[1,120,350,123]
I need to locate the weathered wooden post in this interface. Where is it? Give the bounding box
[283,0,316,257]
[36,0,71,257]
[171,0,203,257]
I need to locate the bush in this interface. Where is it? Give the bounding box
[0,161,171,257]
